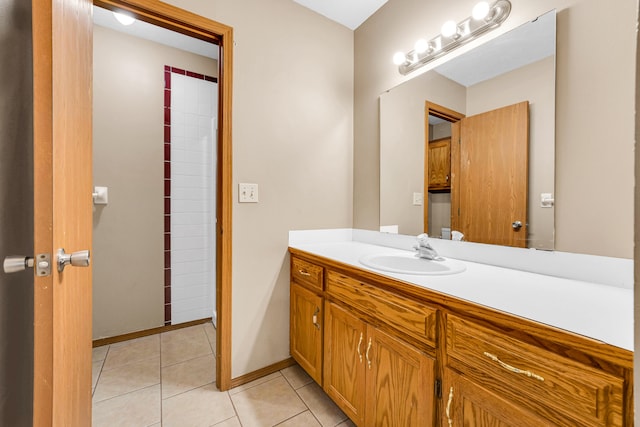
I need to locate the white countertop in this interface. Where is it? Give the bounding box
[289,230,633,351]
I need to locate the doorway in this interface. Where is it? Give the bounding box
[93,0,233,391]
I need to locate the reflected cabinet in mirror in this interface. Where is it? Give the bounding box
[380,10,555,250]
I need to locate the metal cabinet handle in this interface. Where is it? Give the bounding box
[298,269,311,277]
[365,337,372,369]
[511,220,523,230]
[312,307,320,330]
[357,332,364,363]
[483,352,544,382]
[445,386,454,427]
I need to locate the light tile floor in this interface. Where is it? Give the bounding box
[92,322,355,427]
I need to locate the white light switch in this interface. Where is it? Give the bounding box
[412,192,423,206]
[540,193,554,208]
[239,183,259,203]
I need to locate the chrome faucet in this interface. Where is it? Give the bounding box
[414,233,442,260]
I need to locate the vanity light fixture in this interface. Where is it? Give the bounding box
[392,0,511,75]
[113,10,136,26]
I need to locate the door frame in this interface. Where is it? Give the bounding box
[424,101,464,234]
[93,0,234,391]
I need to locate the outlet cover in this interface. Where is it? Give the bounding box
[412,192,423,206]
[239,183,259,203]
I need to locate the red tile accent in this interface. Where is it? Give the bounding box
[164,126,170,144]
[164,107,170,125]
[164,161,171,177]
[164,179,170,197]
[164,143,170,160]
[165,304,171,322]
[204,76,218,83]
[164,198,170,214]
[164,70,171,89]
[186,70,201,79]
[164,251,171,268]
[164,215,170,232]
[164,233,171,250]
[164,286,171,304]
[164,268,171,286]
[164,89,171,107]
[171,66,185,75]
[164,65,170,72]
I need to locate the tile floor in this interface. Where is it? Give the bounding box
[92,322,355,427]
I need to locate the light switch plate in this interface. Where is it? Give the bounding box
[239,183,259,203]
[412,192,423,206]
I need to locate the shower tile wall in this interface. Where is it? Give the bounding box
[164,66,218,325]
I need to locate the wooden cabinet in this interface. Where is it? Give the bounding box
[290,283,323,384]
[324,301,435,427]
[289,249,632,427]
[290,256,325,384]
[428,138,451,190]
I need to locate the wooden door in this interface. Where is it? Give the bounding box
[324,302,367,426]
[442,369,550,427]
[365,326,434,427]
[33,0,93,425]
[453,101,529,247]
[290,284,323,384]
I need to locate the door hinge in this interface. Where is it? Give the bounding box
[435,378,442,399]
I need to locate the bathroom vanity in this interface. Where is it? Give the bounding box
[289,230,633,426]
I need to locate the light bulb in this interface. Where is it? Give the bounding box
[441,20,458,38]
[414,39,429,54]
[113,11,136,26]
[472,2,490,20]
[393,52,407,66]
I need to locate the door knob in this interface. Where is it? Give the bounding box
[57,248,90,272]
[511,221,523,230]
[3,256,34,273]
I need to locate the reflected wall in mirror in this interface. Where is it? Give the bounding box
[380,10,555,250]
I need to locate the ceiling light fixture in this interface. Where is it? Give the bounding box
[113,11,136,26]
[392,0,511,75]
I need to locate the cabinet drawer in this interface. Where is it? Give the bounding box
[291,257,324,291]
[326,270,437,348]
[446,314,624,426]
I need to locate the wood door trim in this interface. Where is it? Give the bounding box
[92,0,234,391]
[424,101,465,233]
[32,1,55,424]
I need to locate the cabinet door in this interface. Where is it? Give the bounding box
[290,283,323,384]
[442,368,551,427]
[429,138,451,188]
[324,302,367,426]
[365,326,435,427]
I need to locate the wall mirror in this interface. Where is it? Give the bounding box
[380,10,556,250]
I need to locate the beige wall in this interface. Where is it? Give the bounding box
[92,25,218,339]
[355,0,637,258]
[164,0,354,377]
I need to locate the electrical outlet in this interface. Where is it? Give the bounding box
[239,183,259,203]
[412,192,423,206]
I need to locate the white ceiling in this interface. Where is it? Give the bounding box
[92,6,219,59]
[293,0,388,30]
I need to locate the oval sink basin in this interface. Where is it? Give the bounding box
[359,252,466,276]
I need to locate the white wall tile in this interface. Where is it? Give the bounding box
[170,72,218,324]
